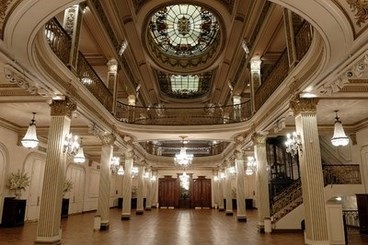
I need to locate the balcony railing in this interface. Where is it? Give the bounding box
[45,18,113,111]
[323,164,362,185]
[115,101,251,125]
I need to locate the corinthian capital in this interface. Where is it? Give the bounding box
[251,133,267,145]
[290,96,319,115]
[50,97,76,117]
[99,132,116,145]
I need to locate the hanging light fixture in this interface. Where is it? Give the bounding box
[63,133,80,156]
[21,112,39,149]
[245,156,256,175]
[73,138,86,163]
[285,132,302,157]
[174,136,193,168]
[81,71,92,85]
[131,166,139,178]
[110,156,120,174]
[331,110,349,147]
[179,170,190,190]
[117,165,125,175]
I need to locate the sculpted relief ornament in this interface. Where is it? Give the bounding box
[347,0,368,27]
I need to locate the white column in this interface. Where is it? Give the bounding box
[35,98,76,244]
[290,97,329,244]
[212,170,219,209]
[136,165,144,215]
[151,170,158,207]
[121,151,133,220]
[225,161,233,216]
[218,171,225,211]
[252,133,270,232]
[145,169,152,211]
[235,151,247,221]
[96,133,115,230]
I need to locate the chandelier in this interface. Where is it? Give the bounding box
[245,156,256,175]
[73,138,86,163]
[63,133,80,156]
[174,136,193,167]
[179,171,190,190]
[110,156,120,174]
[285,132,302,157]
[21,112,39,149]
[331,110,349,147]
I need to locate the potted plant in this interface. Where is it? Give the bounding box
[6,169,30,199]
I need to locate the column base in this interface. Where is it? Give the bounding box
[34,234,61,245]
[258,225,265,233]
[145,207,152,211]
[304,237,329,245]
[218,207,225,212]
[237,216,247,222]
[225,210,233,216]
[121,214,130,220]
[100,222,109,231]
[136,210,144,215]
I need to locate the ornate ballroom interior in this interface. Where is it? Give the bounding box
[0,0,368,244]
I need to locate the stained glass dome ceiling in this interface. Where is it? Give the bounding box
[146,4,223,70]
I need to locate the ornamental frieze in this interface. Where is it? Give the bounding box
[346,0,368,27]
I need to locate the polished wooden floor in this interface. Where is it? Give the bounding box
[1,208,367,244]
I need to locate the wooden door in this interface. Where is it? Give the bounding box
[158,176,179,208]
[356,194,368,234]
[192,176,211,208]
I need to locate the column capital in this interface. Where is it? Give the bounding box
[107,59,118,73]
[290,97,319,115]
[50,97,76,117]
[235,150,243,160]
[125,150,134,159]
[99,133,115,146]
[251,132,267,145]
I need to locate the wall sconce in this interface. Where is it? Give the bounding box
[213,175,219,181]
[331,110,349,147]
[63,133,80,156]
[285,132,302,157]
[150,175,157,181]
[117,165,124,175]
[110,156,120,174]
[229,166,237,175]
[246,156,256,175]
[131,166,139,178]
[21,112,39,149]
[220,172,225,179]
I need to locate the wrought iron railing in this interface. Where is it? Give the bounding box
[44,18,113,111]
[295,21,313,62]
[323,164,361,185]
[115,101,252,125]
[271,178,302,216]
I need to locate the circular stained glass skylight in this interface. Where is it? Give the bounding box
[149,4,219,57]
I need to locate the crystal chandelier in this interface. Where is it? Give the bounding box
[245,156,256,175]
[179,171,190,190]
[73,138,86,163]
[21,112,39,149]
[174,136,193,167]
[285,132,302,157]
[63,133,80,156]
[110,156,120,174]
[331,110,349,147]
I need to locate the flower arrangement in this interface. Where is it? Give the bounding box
[63,178,73,194]
[6,169,30,191]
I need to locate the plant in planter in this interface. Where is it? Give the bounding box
[6,169,30,199]
[63,178,73,197]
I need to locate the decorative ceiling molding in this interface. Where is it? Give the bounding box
[346,0,368,27]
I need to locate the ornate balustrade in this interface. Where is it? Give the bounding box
[115,101,251,125]
[295,21,313,62]
[45,18,113,111]
[323,164,362,185]
[271,178,302,216]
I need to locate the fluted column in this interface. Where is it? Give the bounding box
[145,170,152,211]
[35,98,76,244]
[290,97,328,244]
[224,161,233,216]
[235,151,247,221]
[218,171,225,211]
[136,165,145,215]
[121,151,133,220]
[151,170,158,207]
[212,170,219,209]
[96,133,115,230]
[252,133,270,232]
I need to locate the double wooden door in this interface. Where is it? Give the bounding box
[158,176,179,208]
[191,176,211,208]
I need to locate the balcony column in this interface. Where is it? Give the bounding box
[290,97,328,244]
[151,170,158,207]
[218,170,225,211]
[283,8,297,68]
[250,57,262,113]
[235,151,247,221]
[96,133,115,230]
[224,161,233,216]
[62,4,84,71]
[136,164,145,215]
[121,150,133,220]
[107,59,119,114]
[35,98,76,245]
[252,132,270,232]
[145,169,152,211]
